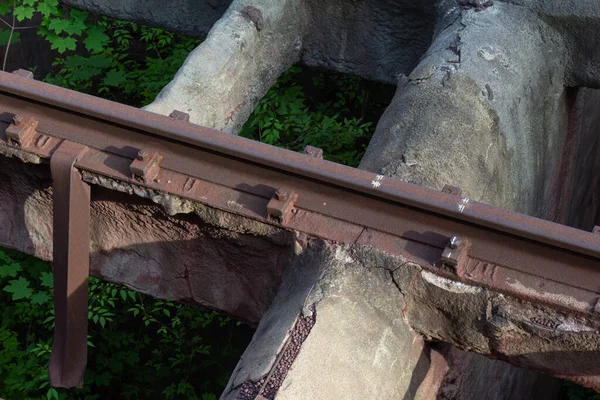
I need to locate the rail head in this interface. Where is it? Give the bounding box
[0,70,598,260]
[2,70,600,321]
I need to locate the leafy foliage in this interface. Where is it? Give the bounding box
[0,248,251,399]
[240,66,388,167]
[0,0,200,106]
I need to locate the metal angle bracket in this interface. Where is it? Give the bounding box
[267,187,297,223]
[5,114,38,148]
[130,148,162,183]
[48,141,91,389]
[441,235,470,272]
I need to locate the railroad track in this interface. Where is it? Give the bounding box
[1,69,600,387]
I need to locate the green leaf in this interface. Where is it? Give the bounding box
[69,9,89,24]
[102,69,126,87]
[47,387,59,400]
[50,36,77,53]
[95,371,112,386]
[37,0,59,17]
[63,19,86,36]
[0,262,22,278]
[31,291,51,305]
[84,26,109,52]
[0,3,12,14]
[40,272,53,288]
[48,19,71,35]
[88,54,113,69]
[4,277,33,300]
[14,5,35,22]
[0,29,21,46]
[128,290,137,301]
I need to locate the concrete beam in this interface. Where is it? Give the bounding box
[143,0,309,132]
[0,156,293,326]
[221,241,563,399]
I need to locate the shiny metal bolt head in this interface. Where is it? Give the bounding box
[137,149,149,161]
[450,236,462,249]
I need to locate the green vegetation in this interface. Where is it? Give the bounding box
[0,248,251,399]
[240,66,388,167]
[1,1,387,165]
[1,0,200,106]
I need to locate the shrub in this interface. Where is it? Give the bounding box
[0,248,251,399]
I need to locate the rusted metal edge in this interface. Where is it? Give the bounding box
[48,141,90,388]
[1,121,600,321]
[0,71,598,259]
[1,73,600,321]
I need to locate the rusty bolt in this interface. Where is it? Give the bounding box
[276,187,290,202]
[13,115,24,126]
[303,145,324,159]
[137,149,149,161]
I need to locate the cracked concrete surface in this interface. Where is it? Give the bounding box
[222,241,564,399]
[143,0,309,131]
[0,156,294,326]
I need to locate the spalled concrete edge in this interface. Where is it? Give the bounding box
[222,241,600,398]
[143,0,309,133]
[387,249,600,390]
[221,239,328,399]
[361,2,568,218]
[80,171,290,243]
[0,156,295,325]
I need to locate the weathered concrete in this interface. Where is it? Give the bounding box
[0,156,294,326]
[221,241,563,399]
[63,0,437,85]
[361,2,568,217]
[143,0,309,131]
[61,0,232,38]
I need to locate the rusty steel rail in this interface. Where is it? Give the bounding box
[1,70,600,385]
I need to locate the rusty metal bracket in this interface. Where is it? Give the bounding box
[441,235,470,271]
[49,141,90,388]
[267,187,297,223]
[130,149,162,183]
[6,114,38,147]
[442,184,462,197]
[12,69,34,79]
[169,110,190,122]
[303,145,323,159]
